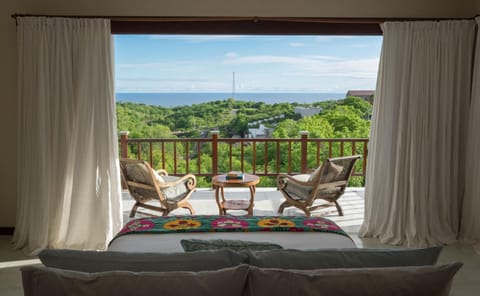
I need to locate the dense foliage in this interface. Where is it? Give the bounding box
[117,96,372,187]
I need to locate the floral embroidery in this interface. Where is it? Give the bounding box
[303,219,340,230]
[164,218,201,230]
[120,219,154,233]
[111,215,351,245]
[211,217,249,229]
[258,218,296,228]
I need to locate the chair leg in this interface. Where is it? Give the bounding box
[278,201,289,214]
[301,207,311,217]
[183,203,195,215]
[334,201,344,216]
[129,202,140,218]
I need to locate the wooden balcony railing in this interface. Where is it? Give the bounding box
[119,131,368,179]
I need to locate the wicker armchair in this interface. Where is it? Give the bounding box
[277,155,361,216]
[120,158,196,217]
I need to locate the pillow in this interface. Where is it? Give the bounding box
[181,239,283,252]
[247,263,463,296]
[21,264,249,296]
[308,165,323,182]
[248,247,443,269]
[308,161,343,183]
[38,249,248,272]
[318,161,344,183]
[125,161,154,185]
[153,170,165,183]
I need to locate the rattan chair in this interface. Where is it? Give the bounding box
[277,155,361,216]
[120,158,196,217]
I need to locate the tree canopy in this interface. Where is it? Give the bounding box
[117,96,372,187]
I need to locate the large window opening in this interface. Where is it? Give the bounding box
[114,32,382,187]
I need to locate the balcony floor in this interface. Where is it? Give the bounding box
[122,187,365,238]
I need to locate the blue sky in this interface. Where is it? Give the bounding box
[114,35,382,93]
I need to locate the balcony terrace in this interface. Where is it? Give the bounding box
[122,187,365,234]
[120,131,368,240]
[119,131,368,180]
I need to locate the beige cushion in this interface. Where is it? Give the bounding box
[318,161,344,183]
[248,263,463,296]
[282,175,312,200]
[153,170,165,183]
[125,161,154,186]
[308,165,323,182]
[21,264,250,296]
[308,161,344,183]
[161,175,189,200]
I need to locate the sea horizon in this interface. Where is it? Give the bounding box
[116,92,347,107]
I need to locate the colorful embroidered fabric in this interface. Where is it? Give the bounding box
[111,215,351,244]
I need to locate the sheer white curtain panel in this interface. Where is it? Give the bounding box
[360,20,476,247]
[14,17,122,254]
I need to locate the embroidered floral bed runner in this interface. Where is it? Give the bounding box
[112,215,350,241]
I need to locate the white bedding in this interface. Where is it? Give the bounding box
[108,232,356,253]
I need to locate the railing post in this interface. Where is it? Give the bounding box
[120,131,129,159]
[211,131,219,176]
[300,131,309,173]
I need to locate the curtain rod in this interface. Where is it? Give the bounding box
[11,14,388,23]
[11,14,474,23]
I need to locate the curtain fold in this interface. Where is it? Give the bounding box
[460,17,480,253]
[14,17,122,254]
[360,20,476,247]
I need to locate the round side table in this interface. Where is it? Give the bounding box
[212,174,260,216]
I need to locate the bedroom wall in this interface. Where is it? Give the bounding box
[0,0,476,228]
[0,0,24,229]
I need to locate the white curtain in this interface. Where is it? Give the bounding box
[360,20,476,247]
[461,17,480,253]
[14,17,123,254]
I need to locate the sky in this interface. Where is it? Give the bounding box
[114,35,383,93]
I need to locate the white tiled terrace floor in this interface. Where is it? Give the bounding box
[122,187,365,239]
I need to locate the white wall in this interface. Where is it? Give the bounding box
[0,0,476,227]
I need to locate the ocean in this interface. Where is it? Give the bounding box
[115,92,346,107]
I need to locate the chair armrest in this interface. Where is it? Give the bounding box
[158,174,197,190]
[277,174,314,187]
[156,169,168,176]
[315,180,348,190]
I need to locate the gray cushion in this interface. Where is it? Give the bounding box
[247,263,462,296]
[181,239,283,252]
[21,264,250,296]
[39,249,249,272]
[248,247,443,269]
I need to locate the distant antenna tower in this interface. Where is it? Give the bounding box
[232,72,236,99]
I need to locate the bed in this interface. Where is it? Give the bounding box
[108,215,356,252]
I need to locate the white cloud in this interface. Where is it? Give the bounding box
[224,52,238,58]
[290,42,305,47]
[148,35,247,42]
[350,43,370,48]
[222,54,379,80]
